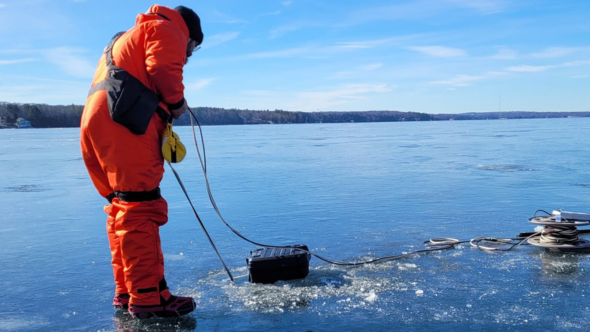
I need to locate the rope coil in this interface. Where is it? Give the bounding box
[539,225,580,244]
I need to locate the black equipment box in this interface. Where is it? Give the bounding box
[247,245,311,284]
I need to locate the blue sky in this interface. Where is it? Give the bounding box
[0,0,588,113]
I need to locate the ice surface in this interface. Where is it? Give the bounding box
[3,119,590,331]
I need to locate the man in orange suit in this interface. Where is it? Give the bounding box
[80,5,202,319]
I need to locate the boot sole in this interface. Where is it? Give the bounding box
[129,298,196,319]
[154,306,195,318]
[131,308,192,319]
[132,311,156,320]
[130,306,194,319]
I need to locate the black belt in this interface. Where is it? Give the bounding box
[106,187,161,203]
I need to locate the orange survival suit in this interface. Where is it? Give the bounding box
[80,5,189,306]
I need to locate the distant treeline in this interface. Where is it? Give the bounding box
[0,103,83,128]
[1,102,589,128]
[174,108,433,125]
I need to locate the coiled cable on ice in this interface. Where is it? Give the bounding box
[532,209,582,245]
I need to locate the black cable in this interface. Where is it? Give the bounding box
[469,235,535,252]
[540,226,579,244]
[186,108,458,266]
[534,209,553,217]
[165,120,234,281]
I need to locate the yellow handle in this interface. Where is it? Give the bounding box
[162,122,186,163]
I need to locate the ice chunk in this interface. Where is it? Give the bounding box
[365,292,377,302]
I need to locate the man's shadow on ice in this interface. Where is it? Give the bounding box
[113,310,197,332]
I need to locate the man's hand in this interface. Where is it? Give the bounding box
[170,99,189,119]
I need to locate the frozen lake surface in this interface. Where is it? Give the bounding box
[2,118,590,331]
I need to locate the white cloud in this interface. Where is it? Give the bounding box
[187,78,214,91]
[349,2,442,23]
[260,10,281,17]
[242,90,276,97]
[561,60,590,67]
[211,10,247,24]
[358,63,383,71]
[238,47,310,59]
[346,0,507,27]
[45,47,95,78]
[431,75,481,86]
[507,65,551,72]
[532,47,577,58]
[571,75,589,79]
[0,76,89,104]
[408,46,465,57]
[504,60,590,74]
[237,84,393,112]
[333,36,411,49]
[0,58,36,65]
[293,83,393,110]
[334,41,375,49]
[269,23,304,39]
[430,60,590,89]
[0,4,6,8]
[489,47,517,59]
[431,71,504,87]
[202,32,240,49]
[331,63,384,79]
[444,0,509,14]
[283,1,293,6]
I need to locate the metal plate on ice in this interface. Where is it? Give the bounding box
[528,217,590,227]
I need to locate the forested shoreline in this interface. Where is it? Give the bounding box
[1,102,589,128]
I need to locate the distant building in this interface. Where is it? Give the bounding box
[15,117,32,128]
[0,116,6,127]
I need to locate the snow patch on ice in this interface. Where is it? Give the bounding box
[0,317,49,330]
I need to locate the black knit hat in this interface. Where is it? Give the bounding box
[174,6,203,44]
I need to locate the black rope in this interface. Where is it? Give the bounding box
[166,140,234,281]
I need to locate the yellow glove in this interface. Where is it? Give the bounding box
[162,123,186,163]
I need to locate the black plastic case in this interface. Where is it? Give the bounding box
[247,245,311,284]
